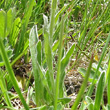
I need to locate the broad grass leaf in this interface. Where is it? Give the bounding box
[9,17,21,47]
[6,8,16,37]
[0,10,6,38]
[15,0,35,57]
[94,72,105,110]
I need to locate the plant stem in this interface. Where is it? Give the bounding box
[54,16,64,110]
[48,0,57,95]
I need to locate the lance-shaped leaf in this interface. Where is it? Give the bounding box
[0,10,6,38]
[94,72,105,110]
[58,43,75,97]
[43,14,54,92]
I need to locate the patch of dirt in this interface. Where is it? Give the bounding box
[64,68,84,107]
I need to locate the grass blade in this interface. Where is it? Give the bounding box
[0,10,6,38]
[14,0,35,57]
[0,69,13,107]
[80,33,110,110]
[87,33,110,96]
[94,72,105,110]
[71,53,94,110]
[107,53,110,105]
[0,38,29,110]
[6,7,15,37]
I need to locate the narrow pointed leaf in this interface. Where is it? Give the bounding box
[0,10,6,38]
[6,8,16,36]
[94,72,105,110]
[61,43,75,73]
[29,25,44,106]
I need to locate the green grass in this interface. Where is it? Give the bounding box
[0,0,110,110]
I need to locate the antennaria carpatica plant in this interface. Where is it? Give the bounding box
[0,0,110,109]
